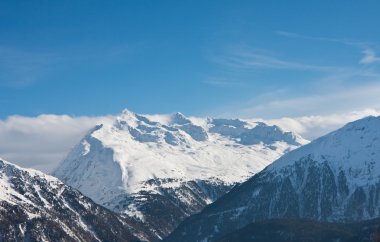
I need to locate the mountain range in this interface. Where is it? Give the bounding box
[52,109,307,240]
[2,110,379,242]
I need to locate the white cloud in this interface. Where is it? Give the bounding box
[261,108,380,140]
[0,114,113,173]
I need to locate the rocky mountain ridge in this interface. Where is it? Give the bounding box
[0,158,152,242]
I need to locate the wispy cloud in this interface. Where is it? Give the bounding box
[203,78,245,87]
[275,30,369,47]
[276,30,380,65]
[213,46,335,72]
[208,31,380,117]
[0,46,54,88]
[216,81,380,120]
[0,43,135,89]
[360,48,380,64]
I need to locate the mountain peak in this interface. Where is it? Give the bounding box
[342,115,379,131]
[121,108,135,115]
[270,115,380,172]
[170,112,191,125]
[119,108,138,122]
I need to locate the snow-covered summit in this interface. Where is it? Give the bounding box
[270,115,380,180]
[55,109,306,194]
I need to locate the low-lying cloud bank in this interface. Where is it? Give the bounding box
[0,114,112,172]
[262,108,380,140]
[0,109,378,173]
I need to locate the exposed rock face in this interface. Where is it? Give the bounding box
[107,179,232,239]
[166,116,380,242]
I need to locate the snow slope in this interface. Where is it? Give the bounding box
[53,109,307,240]
[166,116,380,242]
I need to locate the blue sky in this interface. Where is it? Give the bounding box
[1,0,380,119]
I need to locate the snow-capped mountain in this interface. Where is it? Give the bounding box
[53,109,307,240]
[166,116,380,242]
[0,157,155,242]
